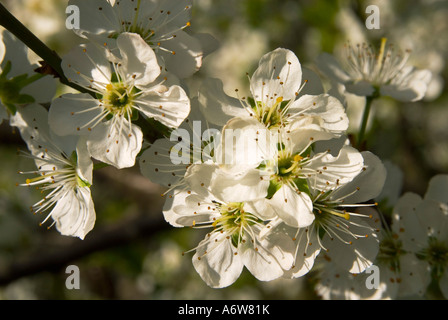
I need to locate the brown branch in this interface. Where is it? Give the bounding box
[0,212,169,287]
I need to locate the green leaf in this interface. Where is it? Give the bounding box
[3,102,17,115]
[247,96,256,108]
[0,60,12,78]
[231,232,240,248]
[266,179,281,199]
[293,177,310,195]
[16,94,35,104]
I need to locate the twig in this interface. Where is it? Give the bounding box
[0,3,94,96]
[0,213,169,286]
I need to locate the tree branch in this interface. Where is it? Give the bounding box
[0,3,94,96]
[0,213,169,286]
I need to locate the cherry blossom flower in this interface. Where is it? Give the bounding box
[314,175,446,300]
[162,188,295,288]
[48,32,190,169]
[139,97,222,189]
[315,207,428,300]
[392,175,448,299]
[198,48,348,136]
[278,151,386,279]
[316,38,432,101]
[68,0,210,78]
[210,117,364,229]
[315,257,392,300]
[10,103,95,239]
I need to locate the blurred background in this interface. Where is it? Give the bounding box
[0,0,447,299]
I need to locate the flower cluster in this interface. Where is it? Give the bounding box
[2,0,210,239]
[140,47,387,287]
[315,174,448,300]
[1,0,445,298]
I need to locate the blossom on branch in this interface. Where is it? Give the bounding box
[49,32,190,169]
[11,103,95,239]
[316,38,432,101]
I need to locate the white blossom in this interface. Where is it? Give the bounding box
[48,32,190,169]
[198,48,348,136]
[139,97,221,189]
[279,151,386,279]
[392,175,448,298]
[10,103,95,239]
[162,188,295,288]
[68,0,210,78]
[316,38,432,101]
[214,118,365,230]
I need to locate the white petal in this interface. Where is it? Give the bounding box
[162,189,189,228]
[287,94,349,135]
[307,146,364,191]
[312,135,349,157]
[0,30,5,65]
[330,151,387,204]
[240,231,294,282]
[283,226,321,278]
[50,187,96,240]
[68,0,117,37]
[375,161,404,208]
[244,200,276,220]
[327,81,349,108]
[111,0,141,23]
[209,168,270,203]
[415,199,448,238]
[268,185,314,228]
[10,103,52,153]
[159,30,203,79]
[136,84,190,128]
[49,93,103,136]
[182,163,220,198]
[162,190,216,228]
[315,52,351,84]
[87,34,122,63]
[381,68,432,102]
[194,33,220,57]
[116,33,161,86]
[137,0,192,37]
[192,234,243,288]
[396,253,431,298]
[323,216,379,274]
[286,125,338,154]
[87,119,143,169]
[0,29,33,77]
[12,103,79,158]
[61,43,111,89]
[424,174,448,204]
[139,138,186,187]
[219,117,276,171]
[251,48,302,102]
[391,192,426,252]
[75,137,93,185]
[197,78,247,126]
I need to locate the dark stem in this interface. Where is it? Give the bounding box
[0,3,94,96]
[357,95,375,149]
[0,213,168,286]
